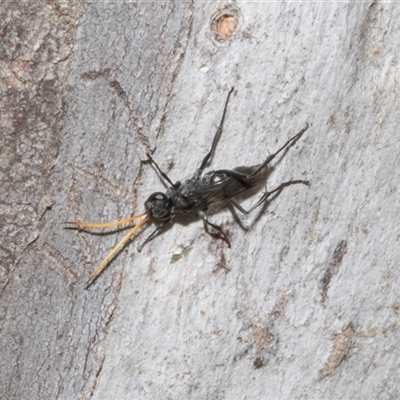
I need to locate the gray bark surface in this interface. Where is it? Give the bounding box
[1,2,399,399]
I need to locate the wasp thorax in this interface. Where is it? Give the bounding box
[145,192,171,220]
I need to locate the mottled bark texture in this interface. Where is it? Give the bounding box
[1,2,400,399]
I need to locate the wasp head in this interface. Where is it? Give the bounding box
[144,192,171,221]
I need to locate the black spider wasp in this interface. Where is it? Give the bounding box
[68,87,309,287]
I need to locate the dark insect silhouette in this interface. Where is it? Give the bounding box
[67,88,309,287]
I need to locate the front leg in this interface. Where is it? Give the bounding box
[147,153,178,188]
[137,219,171,251]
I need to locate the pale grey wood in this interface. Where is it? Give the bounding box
[1,2,400,399]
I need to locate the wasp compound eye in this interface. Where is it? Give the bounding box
[145,192,171,221]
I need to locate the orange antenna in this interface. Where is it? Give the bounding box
[67,212,149,288]
[67,212,147,229]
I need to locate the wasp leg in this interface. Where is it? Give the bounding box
[213,124,309,186]
[196,87,234,178]
[213,168,250,186]
[249,124,309,178]
[137,219,171,251]
[229,180,309,214]
[146,153,177,188]
[228,197,251,214]
[200,210,231,247]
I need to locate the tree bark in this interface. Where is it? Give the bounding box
[1,1,399,399]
